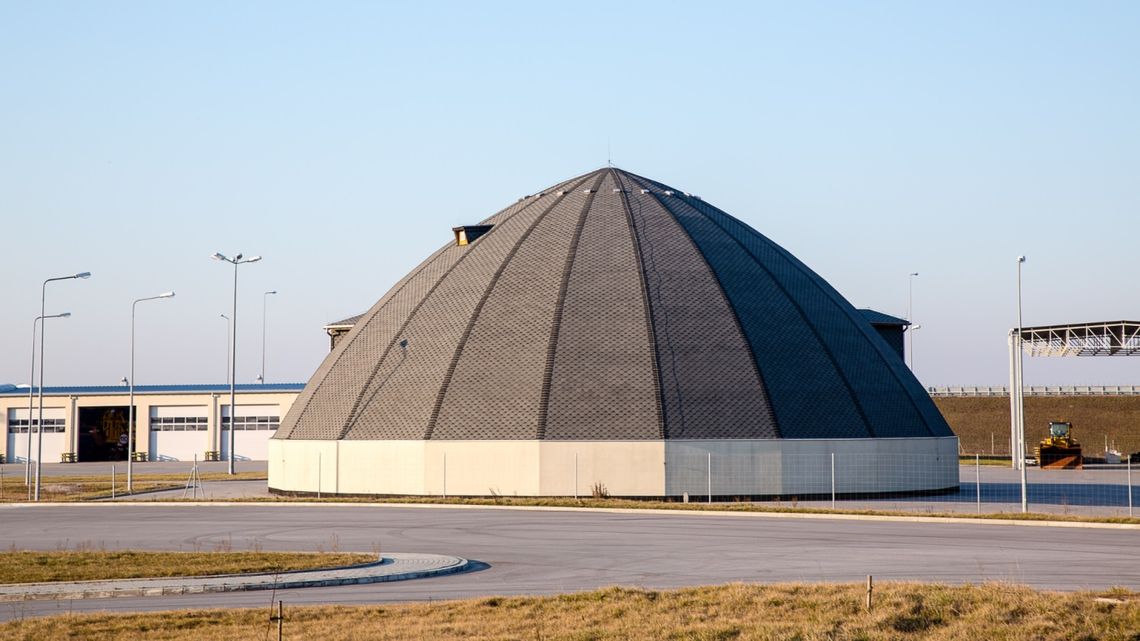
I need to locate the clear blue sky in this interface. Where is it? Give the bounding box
[2,1,1138,388]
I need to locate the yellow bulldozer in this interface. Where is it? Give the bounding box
[1037,421,1083,469]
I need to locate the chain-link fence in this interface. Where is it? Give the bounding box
[659,450,1134,518]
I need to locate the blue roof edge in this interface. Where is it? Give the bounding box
[0,383,305,396]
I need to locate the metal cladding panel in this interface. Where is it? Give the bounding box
[345,191,565,439]
[649,192,870,439]
[432,181,594,439]
[544,173,660,440]
[617,172,778,439]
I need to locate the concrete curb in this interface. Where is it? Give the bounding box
[3,500,1137,529]
[0,553,469,602]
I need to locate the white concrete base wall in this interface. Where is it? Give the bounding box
[269,437,958,497]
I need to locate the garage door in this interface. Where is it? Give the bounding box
[148,406,209,462]
[6,407,67,464]
[220,404,279,461]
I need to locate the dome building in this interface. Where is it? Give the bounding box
[270,168,957,497]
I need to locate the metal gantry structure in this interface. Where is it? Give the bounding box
[1009,320,1140,476]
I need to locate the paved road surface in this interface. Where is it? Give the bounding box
[1,503,1136,620]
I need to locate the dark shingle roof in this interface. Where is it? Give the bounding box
[279,168,950,442]
[859,309,910,326]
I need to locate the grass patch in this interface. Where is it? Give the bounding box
[0,471,265,502]
[0,550,374,584]
[1,582,1137,640]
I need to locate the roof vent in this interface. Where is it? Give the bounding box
[453,224,494,246]
[612,188,625,194]
[640,189,650,194]
[664,190,675,196]
[583,189,595,194]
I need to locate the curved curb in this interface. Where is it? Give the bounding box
[0,553,470,602]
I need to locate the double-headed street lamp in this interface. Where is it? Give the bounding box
[127,291,175,493]
[35,271,91,502]
[258,290,277,385]
[26,312,70,485]
[212,252,261,474]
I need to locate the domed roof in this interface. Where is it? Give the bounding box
[278,168,951,442]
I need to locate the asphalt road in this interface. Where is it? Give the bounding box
[2,503,1137,620]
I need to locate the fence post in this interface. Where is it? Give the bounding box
[975,453,981,513]
[1129,457,1133,518]
[707,452,712,504]
[830,452,836,510]
[574,453,579,500]
[112,464,116,500]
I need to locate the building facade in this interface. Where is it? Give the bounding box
[0,384,302,464]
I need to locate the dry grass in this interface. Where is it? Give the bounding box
[0,551,374,584]
[0,471,266,502]
[936,396,1140,456]
[2,582,1137,640]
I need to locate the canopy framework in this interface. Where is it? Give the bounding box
[1018,321,1140,357]
[1008,320,1140,476]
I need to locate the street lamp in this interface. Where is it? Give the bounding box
[212,253,261,474]
[260,290,277,385]
[1015,255,1027,513]
[907,272,919,370]
[35,271,90,502]
[128,291,175,493]
[26,312,70,485]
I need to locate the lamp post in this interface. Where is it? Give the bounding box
[259,290,277,384]
[128,292,175,493]
[26,313,70,484]
[907,272,919,370]
[212,253,261,474]
[1015,256,1027,513]
[35,271,90,502]
[220,314,231,385]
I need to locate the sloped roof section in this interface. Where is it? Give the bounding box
[278,168,950,442]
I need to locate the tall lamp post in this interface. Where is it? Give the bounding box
[26,312,70,485]
[258,290,277,385]
[1015,256,1028,513]
[35,271,91,502]
[212,252,261,474]
[907,272,919,370]
[128,291,175,493]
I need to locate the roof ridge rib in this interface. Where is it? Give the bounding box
[620,171,779,438]
[536,171,607,440]
[337,189,562,439]
[423,174,594,441]
[611,169,666,439]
